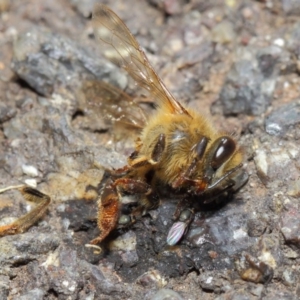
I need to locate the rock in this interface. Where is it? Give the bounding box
[281,268,299,287]
[70,0,94,17]
[11,28,127,97]
[219,58,275,116]
[280,205,300,248]
[282,0,300,15]
[247,217,267,237]
[0,275,9,300]
[287,21,300,58]
[0,232,60,267]
[236,252,274,284]
[219,45,294,116]
[0,103,16,123]
[265,101,300,136]
[18,288,45,300]
[212,20,236,44]
[150,288,184,300]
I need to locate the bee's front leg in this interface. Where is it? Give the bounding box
[0,186,51,237]
[172,136,209,189]
[167,139,208,245]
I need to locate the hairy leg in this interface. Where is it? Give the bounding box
[91,177,159,245]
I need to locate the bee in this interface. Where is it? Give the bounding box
[0,4,247,246]
[88,4,247,246]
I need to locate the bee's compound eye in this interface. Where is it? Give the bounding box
[118,215,131,225]
[167,221,187,246]
[211,137,236,169]
[179,209,192,222]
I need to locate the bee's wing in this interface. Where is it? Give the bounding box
[81,80,146,129]
[92,4,191,116]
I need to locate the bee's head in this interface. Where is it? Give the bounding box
[190,136,248,201]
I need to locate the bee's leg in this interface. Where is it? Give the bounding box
[193,163,246,203]
[90,180,120,244]
[118,134,165,218]
[202,164,247,202]
[0,186,51,236]
[110,158,149,177]
[91,134,165,244]
[172,158,198,189]
[167,138,209,245]
[111,165,131,176]
[91,177,159,244]
[128,133,166,167]
[130,189,160,219]
[113,133,166,178]
[172,198,192,221]
[172,137,208,189]
[172,157,210,192]
[113,177,159,217]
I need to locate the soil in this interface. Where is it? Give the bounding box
[0,0,300,299]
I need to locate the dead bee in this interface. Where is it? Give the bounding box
[0,4,247,246]
[88,4,248,246]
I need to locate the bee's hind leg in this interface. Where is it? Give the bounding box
[113,177,160,220]
[91,177,159,244]
[90,180,120,245]
[91,134,165,244]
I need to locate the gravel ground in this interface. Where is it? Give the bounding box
[0,0,300,299]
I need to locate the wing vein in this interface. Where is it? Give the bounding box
[92,4,191,116]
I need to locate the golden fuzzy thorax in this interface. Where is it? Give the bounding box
[137,106,243,187]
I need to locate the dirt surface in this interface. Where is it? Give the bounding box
[1,0,300,299]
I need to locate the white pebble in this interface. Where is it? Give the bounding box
[273,38,285,47]
[22,164,38,177]
[24,179,37,188]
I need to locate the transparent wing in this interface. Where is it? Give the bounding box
[81,80,146,129]
[92,4,190,116]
